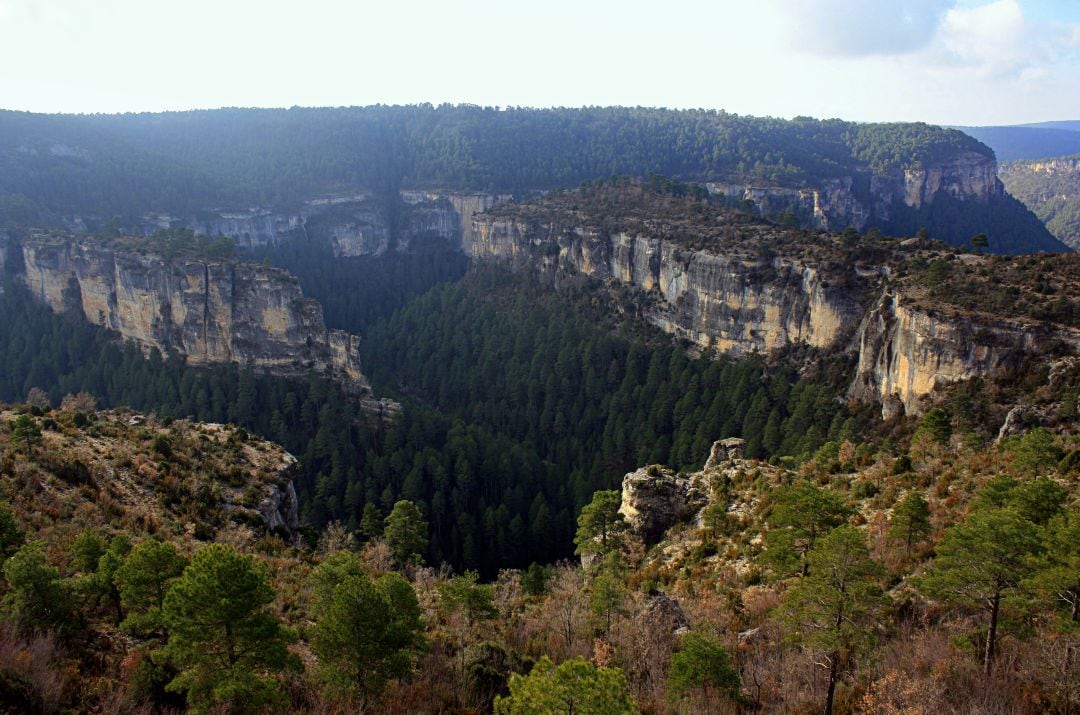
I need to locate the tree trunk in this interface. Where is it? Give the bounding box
[984,589,1001,677]
[824,650,839,715]
[111,588,123,626]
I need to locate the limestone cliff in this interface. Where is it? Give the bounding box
[471,217,874,356]
[472,187,1080,416]
[849,292,1080,414]
[999,155,1080,250]
[707,151,1002,233]
[17,234,393,409]
[143,190,510,258]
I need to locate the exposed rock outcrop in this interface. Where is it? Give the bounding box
[143,190,510,257]
[703,438,746,470]
[18,234,393,409]
[471,200,1079,416]
[471,218,874,356]
[849,292,1080,414]
[256,471,300,536]
[619,466,707,545]
[708,151,1002,233]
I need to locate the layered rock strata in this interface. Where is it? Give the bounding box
[18,235,395,412]
[143,190,510,257]
[708,150,1002,232]
[470,213,1079,415]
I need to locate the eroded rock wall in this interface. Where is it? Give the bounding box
[849,292,1080,414]
[471,214,1078,415]
[19,236,382,397]
[707,151,1002,232]
[471,217,872,356]
[144,190,510,257]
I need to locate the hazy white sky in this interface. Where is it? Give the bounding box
[1,0,1077,124]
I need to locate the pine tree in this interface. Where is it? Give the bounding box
[762,482,852,577]
[667,631,741,705]
[311,564,424,698]
[886,491,931,557]
[2,541,72,632]
[9,413,41,454]
[383,500,428,565]
[0,500,24,565]
[494,656,637,715]
[781,525,884,715]
[574,490,627,557]
[159,544,297,713]
[917,505,1042,676]
[116,538,188,638]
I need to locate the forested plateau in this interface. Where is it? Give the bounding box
[0,105,1068,253]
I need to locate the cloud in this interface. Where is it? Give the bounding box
[778,0,952,57]
[930,0,1080,79]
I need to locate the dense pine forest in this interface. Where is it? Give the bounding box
[0,243,856,575]
[0,107,990,216]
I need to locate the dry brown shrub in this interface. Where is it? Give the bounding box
[60,392,97,413]
[0,623,72,713]
[358,538,394,576]
[315,521,356,554]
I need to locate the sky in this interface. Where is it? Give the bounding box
[0,0,1078,125]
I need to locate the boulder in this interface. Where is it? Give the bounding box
[619,465,707,545]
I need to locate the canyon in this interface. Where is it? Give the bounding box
[468,190,1080,416]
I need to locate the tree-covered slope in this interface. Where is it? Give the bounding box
[1000,154,1080,249]
[0,248,858,574]
[0,107,988,212]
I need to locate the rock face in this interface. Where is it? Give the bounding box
[619,466,707,545]
[18,234,391,406]
[708,151,1002,232]
[471,218,874,356]
[470,209,1079,416]
[257,471,300,536]
[703,438,746,470]
[1000,155,1080,250]
[143,190,510,257]
[849,292,1080,414]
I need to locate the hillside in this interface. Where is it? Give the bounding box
[0,404,300,545]
[0,396,1077,712]
[471,180,1080,415]
[0,107,1065,254]
[1000,154,1080,249]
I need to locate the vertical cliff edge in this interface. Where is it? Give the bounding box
[15,233,397,414]
[470,187,1080,416]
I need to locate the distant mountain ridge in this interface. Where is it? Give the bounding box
[0,106,1066,254]
[952,122,1080,161]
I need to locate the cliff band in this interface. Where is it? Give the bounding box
[470,197,1080,416]
[17,234,391,409]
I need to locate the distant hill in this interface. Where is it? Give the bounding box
[1019,120,1080,132]
[952,124,1080,161]
[1000,153,1080,249]
[0,106,1066,253]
